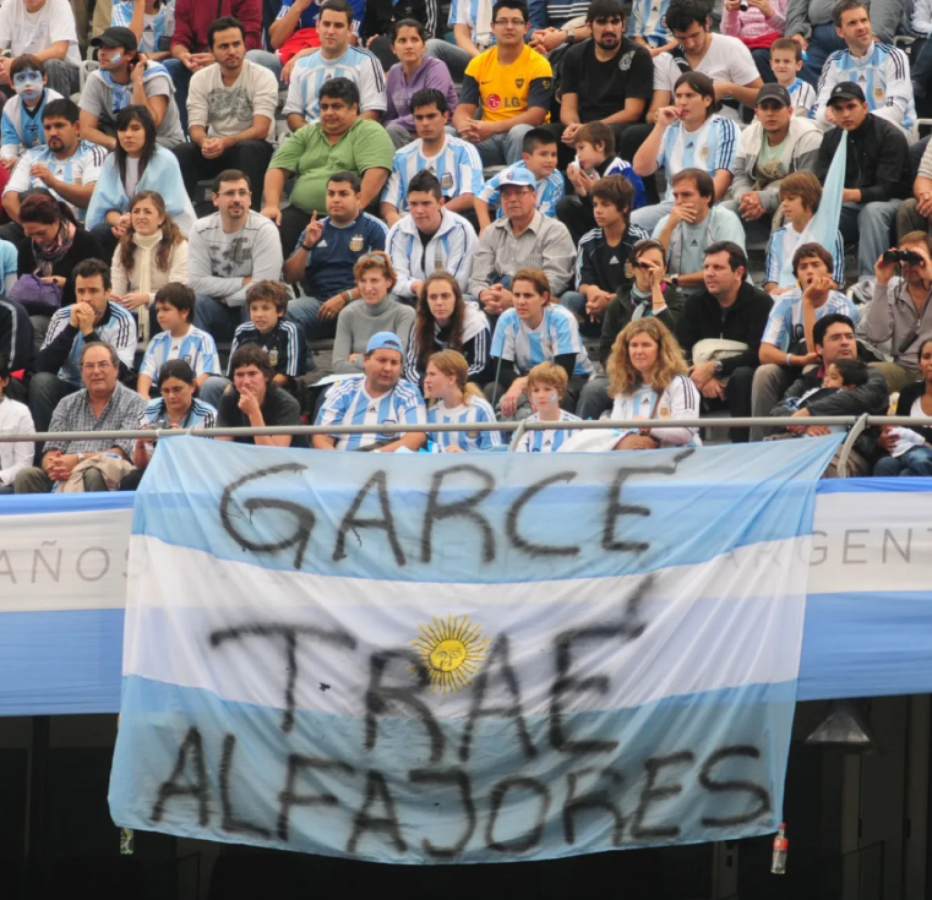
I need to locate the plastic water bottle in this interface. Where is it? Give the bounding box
[771,823,788,874]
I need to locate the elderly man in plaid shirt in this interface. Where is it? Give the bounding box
[15,342,146,493]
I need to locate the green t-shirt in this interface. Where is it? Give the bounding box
[269,118,394,214]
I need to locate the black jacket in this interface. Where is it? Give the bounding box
[17,228,104,308]
[770,364,890,461]
[600,283,683,368]
[675,283,773,376]
[814,114,912,204]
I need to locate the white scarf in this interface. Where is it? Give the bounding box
[131,230,163,344]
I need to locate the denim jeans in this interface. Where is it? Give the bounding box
[874,444,932,476]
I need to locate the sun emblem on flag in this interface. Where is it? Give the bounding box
[413,615,490,694]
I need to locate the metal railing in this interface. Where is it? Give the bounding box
[1,413,927,476]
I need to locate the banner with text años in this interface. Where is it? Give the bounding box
[108,435,840,863]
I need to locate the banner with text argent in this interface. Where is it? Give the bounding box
[108,435,841,864]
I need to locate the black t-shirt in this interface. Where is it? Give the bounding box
[217,385,308,448]
[560,38,654,123]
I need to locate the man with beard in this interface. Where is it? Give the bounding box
[553,0,654,157]
[0,99,105,242]
[171,17,278,211]
[189,169,284,345]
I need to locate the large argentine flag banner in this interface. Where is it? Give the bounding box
[109,435,841,863]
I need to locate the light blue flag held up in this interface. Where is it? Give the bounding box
[779,134,848,288]
[109,435,843,865]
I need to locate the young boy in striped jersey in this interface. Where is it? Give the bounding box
[229,281,306,397]
[515,361,582,452]
[136,283,221,399]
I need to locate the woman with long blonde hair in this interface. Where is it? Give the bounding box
[111,190,188,342]
[607,317,701,449]
[424,350,501,452]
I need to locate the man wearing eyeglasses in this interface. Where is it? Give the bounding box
[452,0,553,167]
[15,339,146,493]
[552,0,654,155]
[28,257,138,435]
[189,168,284,345]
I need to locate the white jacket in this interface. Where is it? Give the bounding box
[386,208,477,300]
[731,116,823,213]
[0,396,34,487]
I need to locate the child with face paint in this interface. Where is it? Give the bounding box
[514,361,582,453]
[0,55,62,170]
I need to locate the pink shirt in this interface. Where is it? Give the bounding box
[721,0,788,41]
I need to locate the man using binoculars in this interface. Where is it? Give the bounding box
[860,232,932,391]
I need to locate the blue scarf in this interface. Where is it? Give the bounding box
[85,144,194,235]
[97,61,172,115]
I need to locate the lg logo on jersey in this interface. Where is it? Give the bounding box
[487,94,524,110]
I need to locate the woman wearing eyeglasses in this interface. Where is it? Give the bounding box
[120,358,216,490]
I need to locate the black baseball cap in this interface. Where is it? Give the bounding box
[91,26,138,51]
[828,82,865,105]
[756,84,791,107]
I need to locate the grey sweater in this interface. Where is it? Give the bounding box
[188,211,284,308]
[784,0,903,41]
[332,295,416,374]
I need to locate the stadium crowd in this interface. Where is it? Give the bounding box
[2,0,932,491]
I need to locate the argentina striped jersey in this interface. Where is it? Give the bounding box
[139,326,220,384]
[626,0,673,44]
[658,115,739,201]
[283,46,386,123]
[382,136,483,211]
[491,305,593,377]
[428,397,501,451]
[316,375,426,450]
[812,42,915,133]
[515,410,581,452]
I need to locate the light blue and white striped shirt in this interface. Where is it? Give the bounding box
[283,46,387,123]
[761,288,860,351]
[382,136,483,212]
[447,0,496,47]
[478,159,565,219]
[626,0,673,45]
[491,305,593,378]
[812,42,916,134]
[428,397,501,451]
[787,77,818,114]
[139,326,220,384]
[317,375,427,450]
[386,208,477,299]
[515,410,581,452]
[658,115,739,200]
[111,0,175,53]
[765,225,846,287]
